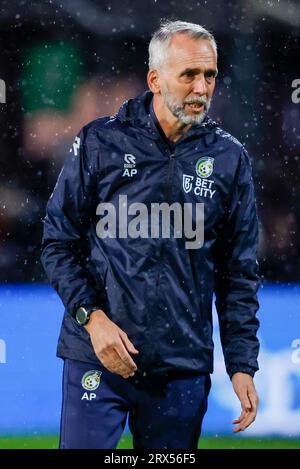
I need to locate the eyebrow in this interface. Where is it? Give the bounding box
[179,67,218,77]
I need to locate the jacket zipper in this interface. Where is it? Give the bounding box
[151,150,178,352]
[149,148,177,361]
[155,150,175,288]
[166,152,176,203]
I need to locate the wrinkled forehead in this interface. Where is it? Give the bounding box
[163,34,217,72]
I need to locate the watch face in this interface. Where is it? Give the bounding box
[76,307,88,325]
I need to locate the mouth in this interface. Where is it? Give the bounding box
[185,102,205,113]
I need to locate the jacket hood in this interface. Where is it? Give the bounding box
[116,90,218,139]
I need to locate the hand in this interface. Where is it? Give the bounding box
[231,372,259,433]
[84,309,139,379]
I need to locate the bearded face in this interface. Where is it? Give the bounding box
[154,36,217,127]
[161,82,212,125]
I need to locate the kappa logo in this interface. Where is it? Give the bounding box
[81,370,101,391]
[122,154,137,177]
[196,157,214,178]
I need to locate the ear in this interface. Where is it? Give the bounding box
[147,69,161,94]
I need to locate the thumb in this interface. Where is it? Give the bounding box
[119,331,139,354]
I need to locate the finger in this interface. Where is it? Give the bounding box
[232,413,247,426]
[233,418,254,433]
[233,416,248,432]
[123,371,136,379]
[241,396,252,412]
[114,339,137,371]
[99,349,133,377]
[232,417,242,424]
[104,359,133,379]
[233,411,256,432]
[119,331,139,355]
[118,367,136,379]
[232,407,251,427]
[101,341,136,373]
[232,405,248,424]
[241,416,256,431]
[248,391,259,412]
[233,424,244,433]
[111,356,135,377]
[235,409,248,422]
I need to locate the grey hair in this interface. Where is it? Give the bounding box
[148,20,217,71]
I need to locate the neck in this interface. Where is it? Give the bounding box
[152,94,191,143]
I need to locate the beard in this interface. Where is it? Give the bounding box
[161,84,211,125]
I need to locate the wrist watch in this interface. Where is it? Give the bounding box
[75,305,100,326]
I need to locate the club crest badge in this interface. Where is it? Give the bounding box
[195,157,214,178]
[81,370,102,391]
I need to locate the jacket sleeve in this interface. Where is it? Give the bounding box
[214,148,260,379]
[40,126,103,317]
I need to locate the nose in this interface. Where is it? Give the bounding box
[192,74,207,96]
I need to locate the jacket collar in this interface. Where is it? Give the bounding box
[116,90,218,141]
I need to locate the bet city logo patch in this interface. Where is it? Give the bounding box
[183,156,216,199]
[81,370,102,401]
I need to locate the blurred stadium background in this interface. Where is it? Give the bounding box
[0,0,299,449]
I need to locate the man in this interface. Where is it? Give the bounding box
[41,20,260,449]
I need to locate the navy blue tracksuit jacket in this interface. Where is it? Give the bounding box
[41,91,260,379]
